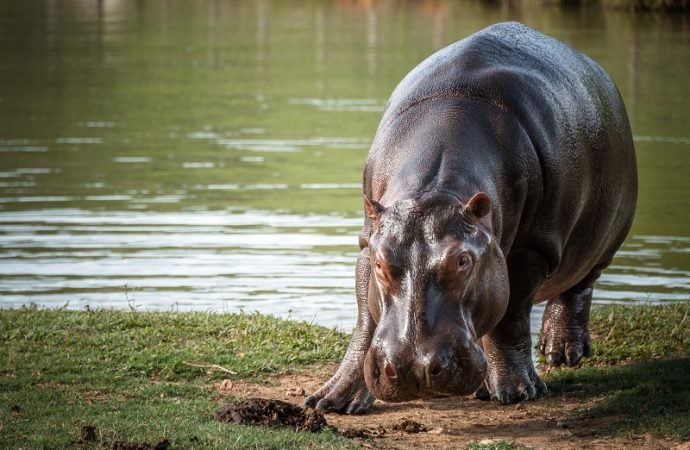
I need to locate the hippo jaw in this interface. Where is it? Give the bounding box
[361,191,509,402]
[363,322,488,402]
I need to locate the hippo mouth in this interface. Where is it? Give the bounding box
[362,342,488,402]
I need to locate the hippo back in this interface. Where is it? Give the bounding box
[370,22,637,299]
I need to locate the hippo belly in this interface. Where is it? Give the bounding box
[306,21,637,413]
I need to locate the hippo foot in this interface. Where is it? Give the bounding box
[539,324,592,368]
[305,375,374,415]
[539,290,594,368]
[475,366,547,404]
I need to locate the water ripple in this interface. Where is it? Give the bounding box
[0,211,687,329]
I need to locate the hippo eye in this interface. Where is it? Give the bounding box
[458,253,471,270]
[373,253,396,290]
[373,251,387,271]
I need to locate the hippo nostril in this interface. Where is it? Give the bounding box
[384,361,397,379]
[430,360,443,377]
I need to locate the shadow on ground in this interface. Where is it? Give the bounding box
[545,357,690,439]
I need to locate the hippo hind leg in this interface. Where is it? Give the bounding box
[539,269,601,367]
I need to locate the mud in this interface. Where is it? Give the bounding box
[216,397,328,432]
[79,426,97,443]
[112,440,170,450]
[215,367,687,449]
[392,419,428,433]
[214,397,433,441]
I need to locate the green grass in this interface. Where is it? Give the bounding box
[546,358,690,439]
[1,307,349,382]
[1,303,688,448]
[588,302,689,365]
[0,307,353,449]
[543,302,690,440]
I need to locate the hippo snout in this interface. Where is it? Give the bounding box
[363,341,487,402]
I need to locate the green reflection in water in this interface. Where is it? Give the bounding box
[0,1,688,318]
[1,1,689,227]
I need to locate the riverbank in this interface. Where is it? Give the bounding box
[1,303,688,449]
[546,0,688,12]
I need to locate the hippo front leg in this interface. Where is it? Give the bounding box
[476,251,548,404]
[305,246,376,414]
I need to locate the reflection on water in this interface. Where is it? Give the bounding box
[0,0,688,330]
[288,98,386,112]
[0,209,687,330]
[0,209,361,328]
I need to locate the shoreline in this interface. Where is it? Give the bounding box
[1,303,688,449]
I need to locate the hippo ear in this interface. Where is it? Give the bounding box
[363,195,386,222]
[463,192,491,220]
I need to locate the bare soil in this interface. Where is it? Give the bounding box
[216,365,688,450]
[216,397,328,432]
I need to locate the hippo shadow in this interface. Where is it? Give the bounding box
[544,357,690,438]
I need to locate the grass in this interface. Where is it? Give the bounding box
[0,307,353,449]
[546,358,690,439]
[588,302,689,364]
[1,302,688,448]
[543,302,690,440]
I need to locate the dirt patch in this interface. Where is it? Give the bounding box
[78,425,97,443]
[339,425,386,439]
[392,419,428,433]
[216,398,328,432]
[215,366,686,449]
[112,440,170,450]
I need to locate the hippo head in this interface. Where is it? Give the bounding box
[362,190,509,402]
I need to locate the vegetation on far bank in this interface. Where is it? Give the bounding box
[537,0,689,12]
[1,302,688,449]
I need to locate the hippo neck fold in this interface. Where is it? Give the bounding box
[364,95,541,257]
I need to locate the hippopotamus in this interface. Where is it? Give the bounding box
[306,21,637,414]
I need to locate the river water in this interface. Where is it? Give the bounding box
[1,1,688,331]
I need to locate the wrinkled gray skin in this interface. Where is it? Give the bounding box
[305,22,637,414]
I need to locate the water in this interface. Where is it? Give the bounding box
[1,1,688,332]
